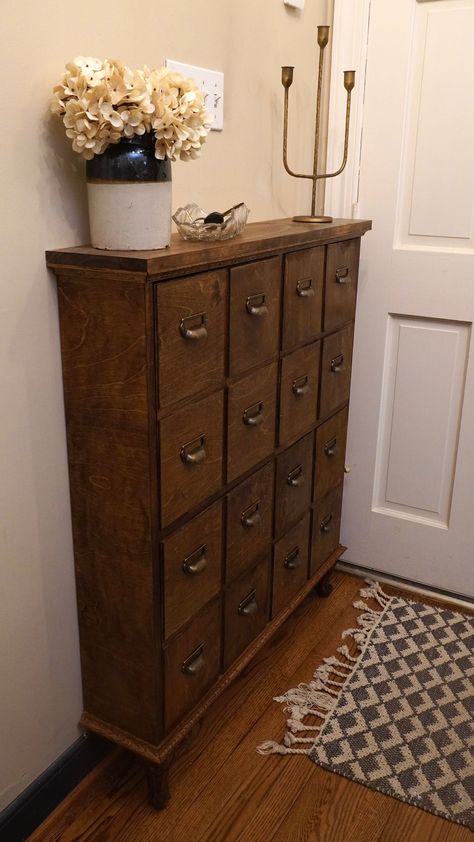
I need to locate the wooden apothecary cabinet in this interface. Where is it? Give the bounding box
[46,218,371,808]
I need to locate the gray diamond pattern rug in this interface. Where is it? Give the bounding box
[258,581,474,829]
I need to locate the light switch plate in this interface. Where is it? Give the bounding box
[284,0,305,8]
[165,59,224,131]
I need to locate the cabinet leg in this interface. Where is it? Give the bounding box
[144,761,170,810]
[315,570,333,598]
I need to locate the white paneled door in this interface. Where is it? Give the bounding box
[336,0,474,596]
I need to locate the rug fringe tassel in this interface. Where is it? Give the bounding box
[256,580,392,756]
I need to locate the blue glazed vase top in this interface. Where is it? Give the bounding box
[86,132,171,182]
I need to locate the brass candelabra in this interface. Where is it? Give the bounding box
[281,25,355,223]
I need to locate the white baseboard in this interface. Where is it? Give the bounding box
[336,560,474,612]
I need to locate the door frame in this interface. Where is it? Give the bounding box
[325,0,371,220]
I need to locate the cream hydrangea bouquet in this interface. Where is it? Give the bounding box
[50,56,212,161]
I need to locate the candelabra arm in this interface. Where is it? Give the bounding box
[313,89,352,181]
[282,87,316,181]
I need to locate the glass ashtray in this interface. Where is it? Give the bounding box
[172,203,250,241]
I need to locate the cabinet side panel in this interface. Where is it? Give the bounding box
[57,273,160,743]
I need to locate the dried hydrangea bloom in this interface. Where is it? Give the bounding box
[50,56,211,161]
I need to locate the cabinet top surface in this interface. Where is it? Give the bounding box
[46,218,371,280]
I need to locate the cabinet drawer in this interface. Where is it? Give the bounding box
[314,407,348,502]
[223,555,270,670]
[227,363,278,483]
[282,247,324,351]
[310,485,343,575]
[164,598,221,732]
[160,390,224,527]
[162,501,223,639]
[226,462,274,582]
[157,270,227,408]
[229,257,281,377]
[324,239,360,332]
[274,432,314,539]
[279,342,320,446]
[272,514,310,618]
[319,325,354,418]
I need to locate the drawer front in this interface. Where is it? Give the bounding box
[324,239,360,332]
[310,485,343,575]
[157,270,227,408]
[226,461,274,582]
[272,513,310,618]
[229,257,281,377]
[163,501,223,639]
[279,342,321,446]
[274,432,314,539]
[314,407,348,502]
[227,362,278,483]
[164,598,221,732]
[160,390,224,527]
[223,555,270,670]
[319,325,354,418]
[282,247,324,350]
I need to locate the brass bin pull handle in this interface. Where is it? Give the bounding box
[292,374,310,397]
[320,513,333,534]
[238,589,258,617]
[181,644,205,675]
[331,353,344,373]
[243,402,264,426]
[246,293,268,316]
[241,500,261,528]
[180,434,207,465]
[287,464,304,487]
[335,266,351,284]
[179,312,209,340]
[324,437,337,457]
[182,544,208,576]
[284,546,301,570]
[296,277,315,298]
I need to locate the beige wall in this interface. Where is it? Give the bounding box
[0,0,332,808]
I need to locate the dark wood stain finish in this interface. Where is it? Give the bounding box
[274,432,314,539]
[229,257,281,377]
[164,598,221,732]
[319,323,354,418]
[226,461,274,582]
[324,237,360,332]
[227,362,278,482]
[223,554,271,670]
[311,484,344,575]
[272,513,311,617]
[160,389,224,526]
[47,218,370,806]
[282,246,325,350]
[314,405,349,501]
[279,341,321,446]
[162,500,223,639]
[156,269,227,408]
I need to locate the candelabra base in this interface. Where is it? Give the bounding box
[293,214,333,223]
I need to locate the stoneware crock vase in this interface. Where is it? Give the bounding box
[86,131,172,250]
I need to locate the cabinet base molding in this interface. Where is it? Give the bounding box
[80,548,343,806]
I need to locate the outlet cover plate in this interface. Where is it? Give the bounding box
[165,59,224,131]
[284,0,305,8]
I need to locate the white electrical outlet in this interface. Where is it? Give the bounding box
[284,0,305,8]
[165,59,224,131]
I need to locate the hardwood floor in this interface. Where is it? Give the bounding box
[30,572,472,842]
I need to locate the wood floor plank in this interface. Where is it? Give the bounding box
[30,572,472,842]
[270,770,397,842]
[381,800,472,842]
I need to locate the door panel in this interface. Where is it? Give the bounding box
[334,0,474,597]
